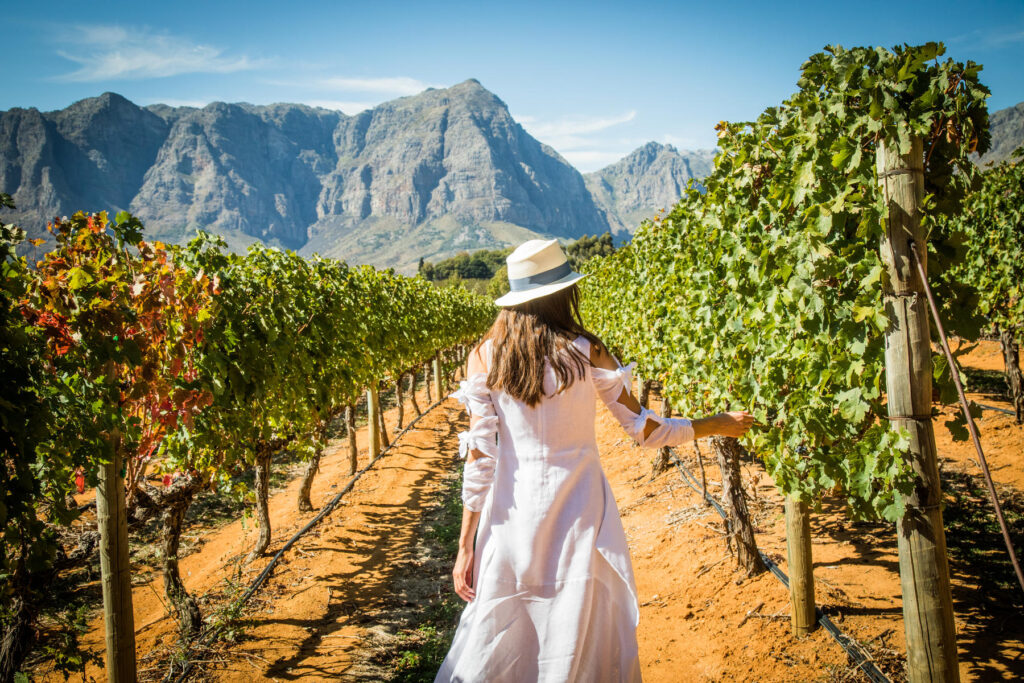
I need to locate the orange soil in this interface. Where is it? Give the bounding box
[38,342,1024,681]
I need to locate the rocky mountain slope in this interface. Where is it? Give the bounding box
[584,142,715,234]
[976,100,1024,167]
[302,80,609,268]
[0,81,610,271]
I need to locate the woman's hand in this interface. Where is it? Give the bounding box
[453,545,476,602]
[714,410,755,438]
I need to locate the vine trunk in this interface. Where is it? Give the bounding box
[711,436,766,576]
[998,326,1024,424]
[247,447,274,563]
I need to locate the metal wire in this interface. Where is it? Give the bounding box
[907,241,1024,595]
[667,449,891,683]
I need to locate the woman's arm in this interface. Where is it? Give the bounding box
[452,344,489,602]
[589,339,754,443]
[453,506,481,602]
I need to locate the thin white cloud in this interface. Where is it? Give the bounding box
[660,133,704,150]
[53,25,267,82]
[515,110,639,172]
[314,76,436,95]
[520,110,637,141]
[561,149,634,173]
[143,98,209,108]
[304,99,377,113]
[950,27,1024,49]
[516,109,634,163]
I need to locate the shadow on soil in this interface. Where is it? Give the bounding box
[808,460,1024,682]
[233,412,465,682]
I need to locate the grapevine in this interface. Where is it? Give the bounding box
[581,43,989,520]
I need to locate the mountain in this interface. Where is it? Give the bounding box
[0,92,171,240]
[301,80,609,268]
[584,142,715,235]
[0,81,610,272]
[976,100,1024,167]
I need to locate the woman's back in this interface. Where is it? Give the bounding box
[438,238,752,683]
[486,335,600,464]
[443,333,643,682]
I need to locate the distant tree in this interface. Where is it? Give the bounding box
[418,235,613,289]
[459,254,492,279]
[487,264,510,299]
[567,232,615,268]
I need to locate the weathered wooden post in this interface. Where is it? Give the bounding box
[877,137,959,682]
[345,403,358,475]
[432,351,443,401]
[395,376,405,431]
[96,431,137,682]
[784,497,816,635]
[638,378,652,409]
[367,386,381,458]
[997,326,1024,424]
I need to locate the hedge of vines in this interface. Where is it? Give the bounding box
[944,151,1024,422]
[580,43,989,521]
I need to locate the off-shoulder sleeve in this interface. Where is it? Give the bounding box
[592,358,695,448]
[450,372,499,511]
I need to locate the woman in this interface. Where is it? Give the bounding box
[437,239,753,682]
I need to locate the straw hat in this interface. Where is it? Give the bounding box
[493,239,587,307]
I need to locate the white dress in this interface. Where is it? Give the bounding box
[436,335,695,683]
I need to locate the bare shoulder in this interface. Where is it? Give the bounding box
[587,336,619,371]
[467,340,489,375]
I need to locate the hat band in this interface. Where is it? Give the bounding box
[508,260,573,292]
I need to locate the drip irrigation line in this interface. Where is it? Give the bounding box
[908,242,1024,596]
[667,449,891,683]
[977,402,1017,417]
[165,396,448,683]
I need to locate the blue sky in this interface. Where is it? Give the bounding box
[5,0,1023,172]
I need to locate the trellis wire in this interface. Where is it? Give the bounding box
[668,450,891,683]
[908,241,1024,595]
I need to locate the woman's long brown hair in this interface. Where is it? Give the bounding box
[482,283,601,407]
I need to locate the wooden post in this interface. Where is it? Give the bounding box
[432,351,443,401]
[784,496,816,635]
[96,440,137,682]
[693,440,709,504]
[367,386,381,458]
[424,363,432,403]
[639,378,652,409]
[997,326,1024,424]
[395,376,405,431]
[345,404,358,475]
[877,137,959,682]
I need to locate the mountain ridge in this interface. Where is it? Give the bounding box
[584,142,715,235]
[4,87,1021,272]
[1,81,618,271]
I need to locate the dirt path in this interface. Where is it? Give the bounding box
[203,399,464,681]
